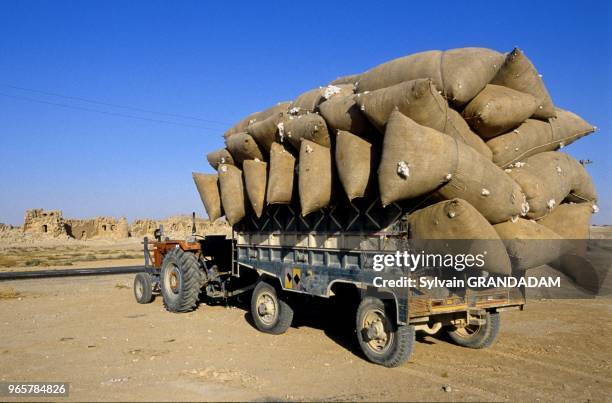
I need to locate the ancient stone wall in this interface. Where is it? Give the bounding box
[19,209,230,240]
[0,223,16,232]
[65,216,130,240]
[130,216,231,239]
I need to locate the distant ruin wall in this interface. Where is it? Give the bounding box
[0,223,17,232]
[130,216,231,239]
[20,209,230,240]
[65,216,126,240]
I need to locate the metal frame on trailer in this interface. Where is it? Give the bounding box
[232,198,526,325]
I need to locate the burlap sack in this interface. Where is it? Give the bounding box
[325,84,354,98]
[206,148,235,170]
[437,135,527,224]
[445,108,493,159]
[507,152,597,219]
[537,203,596,290]
[319,95,370,137]
[335,130,374,200]
[407,198,511,275]
[491,48,555,119]
[462,84,538,138]
[218,164,247,225]
[224,102,291,139]
[356,79,447,131]
[192,172,222,222]
[266,142,296,205]
[493,218,564,271]
[378,111,458,206]
[356,79,491,158]
[329,73,360,86]
[537,202,595,239]
[549,109,595,147]
[292,88,325,113]
[487,108,595,167]
[225,132,264,164]
[224,112,261,140]
[299,140,332,216]
[282,113,330,150]
[357,48,504,106]
[247,110,287,152]
[243,160,267,218]
[291,84,354,113]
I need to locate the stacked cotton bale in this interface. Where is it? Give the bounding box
[193,47,599,272]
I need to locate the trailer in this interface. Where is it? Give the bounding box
[133,200,525,367]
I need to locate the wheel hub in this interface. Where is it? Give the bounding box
[362,309,392,353]
[135,281,144,298]
[367,319,386,341]
[169,269,179,291]
[256,293,277,324]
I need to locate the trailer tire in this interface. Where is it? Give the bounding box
[160,248,201,313]
[356,297,415,367]
[250,281,293,335]
[133,273,154,304]
[445,311,500,349]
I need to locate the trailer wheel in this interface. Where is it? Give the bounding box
[133,273,154,304]
[160,248,201,313]
[356,297,415,367]
[250,281,293,334]
[445,311,500,349]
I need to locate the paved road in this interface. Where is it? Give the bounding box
[0,266,144,281]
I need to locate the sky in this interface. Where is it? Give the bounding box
[0,0,610,225]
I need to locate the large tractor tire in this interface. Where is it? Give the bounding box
[445,311,500,349]
[160,248,202,313]
[250,281,294,334]
[356,297,415,367]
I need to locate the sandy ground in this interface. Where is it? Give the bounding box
[0,274,611,402]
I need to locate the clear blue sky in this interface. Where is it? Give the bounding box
[0,0,610,225]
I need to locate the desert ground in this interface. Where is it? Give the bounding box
[0,228,611,401]
[0,274,610,402]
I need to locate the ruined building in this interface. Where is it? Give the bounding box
[20,209,230,240]
[65,216,129,240]
[23,209,130,240]
[22,209,69,237]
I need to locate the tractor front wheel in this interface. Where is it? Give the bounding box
[133,272,154,304]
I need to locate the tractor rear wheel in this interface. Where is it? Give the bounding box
[160,248,202,313]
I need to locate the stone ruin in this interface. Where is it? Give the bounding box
[65,216,129,240]
[13,209,230,241]
[21,209,128,240]
[130,216,230,239]
[22,209,69,237]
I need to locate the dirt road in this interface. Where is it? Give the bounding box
[1,274,610,402]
